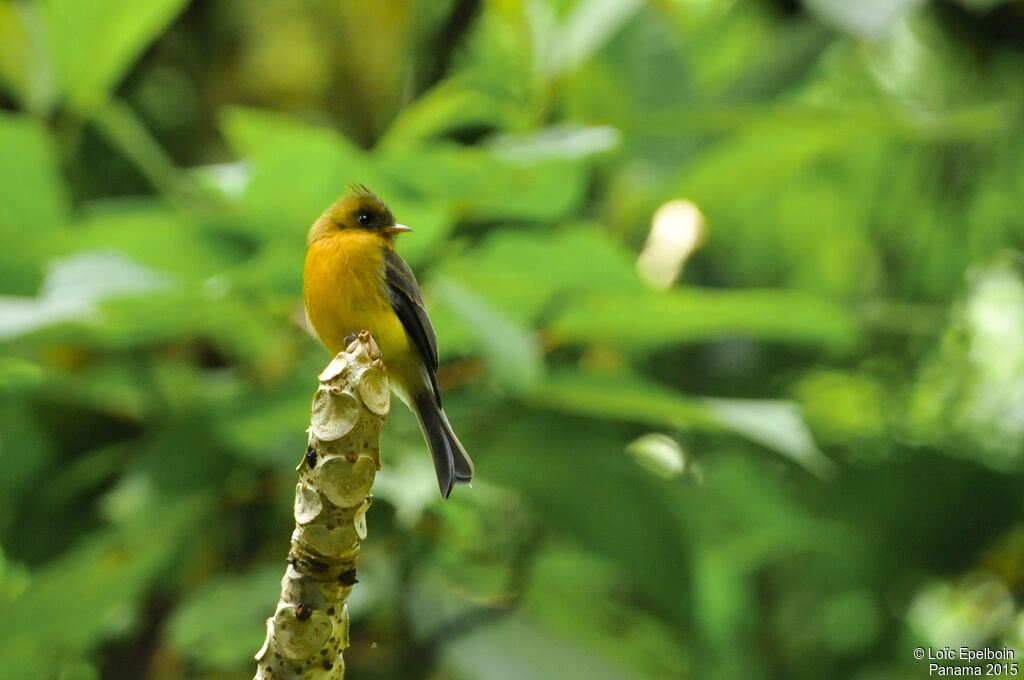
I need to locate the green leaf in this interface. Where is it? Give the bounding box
[376,142,589,222]
[703,398,836,479]
[952,0,1014,8]
[432,277,545,394]
[801,0,926,38]
[0,495,209,678]
[384,196,457,268]
[443,612,645,680]
[222,106,584,239]
[0,251,172,341]
[0,2,56,113]
[0,112,69,233]
[531,369,718,431]
[380,75,523,147]
[532,369,833,476]
[528,0,644,79]
[167,565,283,672]
[524,546,690,678]
[216,372,310,469]
[470,409,690,611]
[220,106,385,238]
[438,225,644,326]
[62,204,241,282]
[371,453,438,528]
[0,356,44,392]
[0,398,52,523]
[487,123,621,163]
[89,98,193,199]
[40,0,190,112]
[551,288,859,352]
[95,292,285,367]
[558,0,645,74]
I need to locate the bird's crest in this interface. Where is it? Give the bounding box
[347,183,377,200]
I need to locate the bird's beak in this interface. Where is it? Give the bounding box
[384,224,413,234]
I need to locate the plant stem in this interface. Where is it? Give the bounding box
[254,331,390,679]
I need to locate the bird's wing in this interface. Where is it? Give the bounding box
[383,247,441,402]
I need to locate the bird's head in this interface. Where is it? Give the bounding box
[307,185,411,243]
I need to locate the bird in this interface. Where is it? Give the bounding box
[303,185,474,498]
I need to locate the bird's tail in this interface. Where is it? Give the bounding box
[413,392,474,499]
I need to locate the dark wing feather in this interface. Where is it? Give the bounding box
[384,248,441,403]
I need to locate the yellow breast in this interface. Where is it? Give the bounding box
[303,232,411,366]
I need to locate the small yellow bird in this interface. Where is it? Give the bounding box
[303,185,473,498]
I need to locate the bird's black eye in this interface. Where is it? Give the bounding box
[356,211,373,227]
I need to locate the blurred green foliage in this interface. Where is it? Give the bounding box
[2,0,1024,678]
